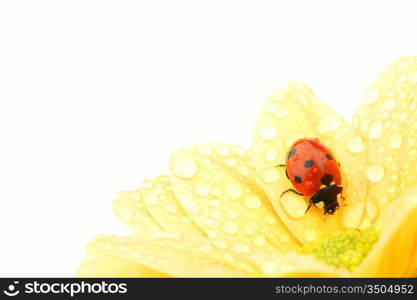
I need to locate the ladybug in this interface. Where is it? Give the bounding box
[277,138,343,215]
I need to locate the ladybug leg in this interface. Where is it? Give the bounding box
[280,188,303,197]
[305,203,313,214]
[275,164,286,167]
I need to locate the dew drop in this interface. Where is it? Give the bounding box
[196,144,212,155]
[222,222,239,235]
[165,205,177,213]
[171,158,198,179]
[211,211,221,218]
[116,208,133,223]
[369,121,383,139]
[264,215,276,224]
[200,244,213,252]
[383,99,395,111]
[389,133,403,148]
[304,228,318,243]
[347,136,364,153]
[224,158,237,166]
[360,119,370,132]
[226,183,242,200]
[343,201,364,228]
[363,87,380,104]
[280,234,290,243]
[409,71,417,84]
[244,195,262,209]
[215,144,229,156]
[275,107,289,119]
[366,201,379,221]
[253,236,266,247]
[224,254,235,263]
[236,165,250,177]
[265,148,278,162]
[232,244,250,254]
[264,102,278,113]
[280,192,307,219]
[316,115,341,134]
[269,90,286,102]
[261,168,280,183]
[206,230,217,239]
[366,165,385,182]
[193,183,211,196]
[225,212,236,221]
[258,126,277,141]
[244,222,258,235]
[214,240,228,249]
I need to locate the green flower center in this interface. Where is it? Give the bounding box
[310,230,378,271]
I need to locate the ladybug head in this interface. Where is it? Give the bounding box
[310,185,343,215]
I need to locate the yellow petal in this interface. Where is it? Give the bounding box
[252,84,367,245]
[169,143,300,253]
[352,57,417,228]
[76,253,169,277]
[354,186,417,277]
[77,232,256,277]
[140,175,204,235]
[246,251,349,277]
[113,190,161,234]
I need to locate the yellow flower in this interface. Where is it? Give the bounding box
[77,57,417,277]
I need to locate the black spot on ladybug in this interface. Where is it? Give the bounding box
[321,174,334,186]
[295,175,302,183]
[285,169,289,179]
[288,148,296,159]
[304,159,314,168]
[326,153,334,160]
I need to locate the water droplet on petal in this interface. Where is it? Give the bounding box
[258,126,277,141]
[366,201,379,221]
[232,244,250,254]
[269,90,286,101]
[193,183,211,196]
[243,195,262,209]
[171,158,198,179]
[265,148,278,162]
[222,222,239,235]
[280,193,307,219]
[200,244,213,252]
[236,165,249,177]
[261,168,280,183]
[264,215,276,224]
[316,115,341,134]
[383,99,395,111]
[369,121,383,139]
[304,228,318,243]
[274,107,288,119]
[360,119,370,132]
[389,133,403,148]
[347,136,364,153]
[226,183,242,200]
[253,236,266,247]
[366,165,385,182]
[363,87,380,104]
[264,102,278,113]
[244,222,258,235]
[409,71,417,84]
[214,240,228,249]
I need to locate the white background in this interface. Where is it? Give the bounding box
[0,0,416,277]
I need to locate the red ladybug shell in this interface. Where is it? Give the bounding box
[285,138,341,196]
